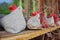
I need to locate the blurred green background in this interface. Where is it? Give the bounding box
[0,0,48,16]
[0,0,20,15]
[0,0,39,15]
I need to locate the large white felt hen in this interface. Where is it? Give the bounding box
[1,6,26,33]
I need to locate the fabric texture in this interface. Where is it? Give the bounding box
[27,14,41,29]
[1,6,26,33]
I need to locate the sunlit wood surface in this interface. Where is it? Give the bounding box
[0,26,60,40]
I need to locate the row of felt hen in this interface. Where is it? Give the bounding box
[0,4,60,33]
[27,10,60,29]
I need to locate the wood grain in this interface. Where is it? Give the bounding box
[0,26,60,40]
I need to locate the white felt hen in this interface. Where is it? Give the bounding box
[1,6,26,33]
[27,14,41,29]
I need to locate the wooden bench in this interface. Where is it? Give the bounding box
[0,26,60,40]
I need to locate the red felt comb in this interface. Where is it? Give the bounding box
[9,4,17,12]
[32,11,37,16]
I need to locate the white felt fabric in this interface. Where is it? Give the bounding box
[57,21,60,25]
[27,14,41,29]
[1,6,26,33]
[45,16,55,25]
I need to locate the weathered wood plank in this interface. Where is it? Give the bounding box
[0,26,60,40]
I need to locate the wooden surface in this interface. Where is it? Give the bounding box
[0,26,60,40]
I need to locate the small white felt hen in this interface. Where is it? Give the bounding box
[45,16,55,26]
[27,12,41,29]
[1,6,26,33]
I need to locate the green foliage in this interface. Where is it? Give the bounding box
[0,0,20,15]
[30,0,33,16]
[22,0,24,9]
[0,2,10,14]
[0,0,41,15]
[13,0,20,7]
[35,0,38,11]
[30,0,38,16]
